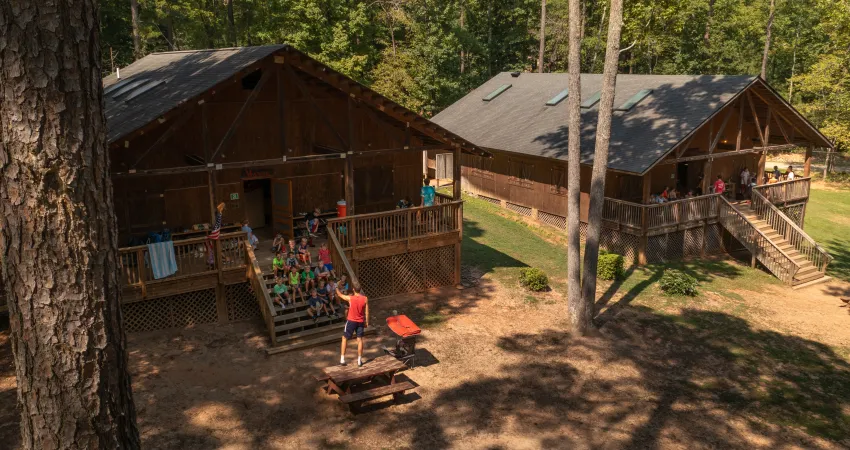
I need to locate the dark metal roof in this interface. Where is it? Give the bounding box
[102,45,285,143]
[432,73,758,174]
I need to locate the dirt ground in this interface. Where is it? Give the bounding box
[2,269,850,449]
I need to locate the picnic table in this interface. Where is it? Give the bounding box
[319,355,415,411]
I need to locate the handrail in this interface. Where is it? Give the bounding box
[754,176,812,189]
[245,243,276,345]
[752,177,811,205]
[327,227,360,289]
[327,200,464,222]
[118,231,247,252]
[645,194,720,230]
[718,196,800,284]
[750,189,832,273]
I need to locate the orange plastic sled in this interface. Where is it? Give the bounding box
[386,315,421,338]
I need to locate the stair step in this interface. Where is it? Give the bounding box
[793,272,826,285]
[272,322,345,345]
[268,327,376,355]
[792,275,832,290]
[274,314,345,334]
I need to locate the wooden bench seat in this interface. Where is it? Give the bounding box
[339,381,415,406]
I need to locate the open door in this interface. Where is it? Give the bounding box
[272,178,294,239]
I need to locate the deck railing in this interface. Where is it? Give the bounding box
[327,201,463,251]
[602,198,643,229]
[327,226,361,291]
[752,177,810,205]
[118,231,247,295]
[644,194,720,231]
[751,189,832,273]
[245,244,276,344]
[718,197,800,284]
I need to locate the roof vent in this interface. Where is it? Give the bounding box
[483,84,512,101]
[615,89,653,112]
[511,72,521,78]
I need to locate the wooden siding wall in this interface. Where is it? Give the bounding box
[111,63,424,243]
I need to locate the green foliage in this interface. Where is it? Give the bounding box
[659,269,699,297]
[597,251,625,281]
[519,267,549,292]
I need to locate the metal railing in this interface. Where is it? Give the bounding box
[752,177,811,205]
[750,189,832,274]
[718,197,800,284]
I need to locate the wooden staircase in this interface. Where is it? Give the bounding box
[736,207,828,286]
[719,195,831,287]
[261,273,350,353]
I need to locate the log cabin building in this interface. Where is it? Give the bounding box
[100,45,484,351]
[431,72,834,286]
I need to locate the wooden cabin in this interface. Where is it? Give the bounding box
[104,45,484,349]
[432,73,834,286]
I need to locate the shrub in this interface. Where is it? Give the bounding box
[597,251,625,280]
[659,269,699,296]
[519,268,549,292]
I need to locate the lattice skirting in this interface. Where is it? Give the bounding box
[478,195,502,207]
[123,289,217,333]
[599,228,640,264]
[358,245,457,298]
[538,210,567,230]
[646,224,724,264]
[778,203,806,227]
[225,282,260,322]
[505,202,532,217]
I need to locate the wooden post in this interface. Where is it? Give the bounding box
[638,173,651,264]
[455,203,463,286]
[757,152,766,184]
[136,249,147,299]
[346,97,356,215]
[453,146,462,200]
[702,158,713,194]
[804,145,813,177]
[215,282,228,323]
[277,64,286,157]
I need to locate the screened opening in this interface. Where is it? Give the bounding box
[483,84,512,101]
[615,89,653,111]
[241,69,263,90]
[546,88,569,106]
[581,91,601,109]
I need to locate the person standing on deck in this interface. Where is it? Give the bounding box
[713,175,726,195]
[337,283,369,367]
[206,202,225,267]
[420,178,436,207]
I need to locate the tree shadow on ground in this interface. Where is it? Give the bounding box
[461,217,529,275]
[823,238,850,285]
[380,306,850,448]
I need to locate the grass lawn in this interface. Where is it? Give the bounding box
[804,184,850,282]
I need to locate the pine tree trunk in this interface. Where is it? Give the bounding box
[0,1,140,448]
[538,0,547,73]
[460,5,466,73]
[761,0,775,79]
[227,0,237,47]
[566,0,584,333]
[579,0,624,332]
[704,0,715,47]
[130,0,142,59]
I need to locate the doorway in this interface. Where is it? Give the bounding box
[243,178,272,230]
[677,163,689,192]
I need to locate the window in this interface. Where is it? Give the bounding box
[508,160,533,188]
[546,88,569,106]
[615,89,653,111]
[581,91,601,109]
[483,84,512,101]
[550,167,566,195]
[468,155,494,180]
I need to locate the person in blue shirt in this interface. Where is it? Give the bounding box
[420,178,436,207]
[241,219,259,249]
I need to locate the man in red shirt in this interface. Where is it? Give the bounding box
[713,175,726,195]
[336,283,369,366]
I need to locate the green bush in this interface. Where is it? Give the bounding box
[659,269,699,296]
[519,268,549,292]
[597,251,625,280]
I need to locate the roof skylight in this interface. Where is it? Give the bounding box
[125,80,165,101]
[615,89,653,111]
[581,91,601,109]
[110,79,149,99]
[103,78,134,96]
[546,88,569,106]
[483,84,512,101]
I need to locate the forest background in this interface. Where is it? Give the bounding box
[102,0,850,151]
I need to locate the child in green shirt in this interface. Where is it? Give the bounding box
[303,265,317,292]
[272,276,291,310]
[288,266,305,302]
[272,252,286,277]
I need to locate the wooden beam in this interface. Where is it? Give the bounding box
[804,145,813,176]
[286,64,349,151]
[130,105,197,169]
[209,67,272,162]
[772,112,792,145]
[676,136,695,158]
[746,90,765,146]
[112,154,341,178]
[660,144,794,165]
[453,146,462,200]
[277,64,287,157]
[764,107,772,147]
[353,145,448,157]
[736,95,745,151]
[709,105,736,153]
[748,85,815,145]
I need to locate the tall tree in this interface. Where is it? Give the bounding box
[130,0,141,59]
[761,0,776,79]
[579,0,624,330]
[0,0,140,448]
[566,0,584,333]
[226,0,237,47]
[538,0,547,72]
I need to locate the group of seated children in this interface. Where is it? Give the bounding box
[269,241,349,323]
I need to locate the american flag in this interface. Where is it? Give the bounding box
[208,211,222,240]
